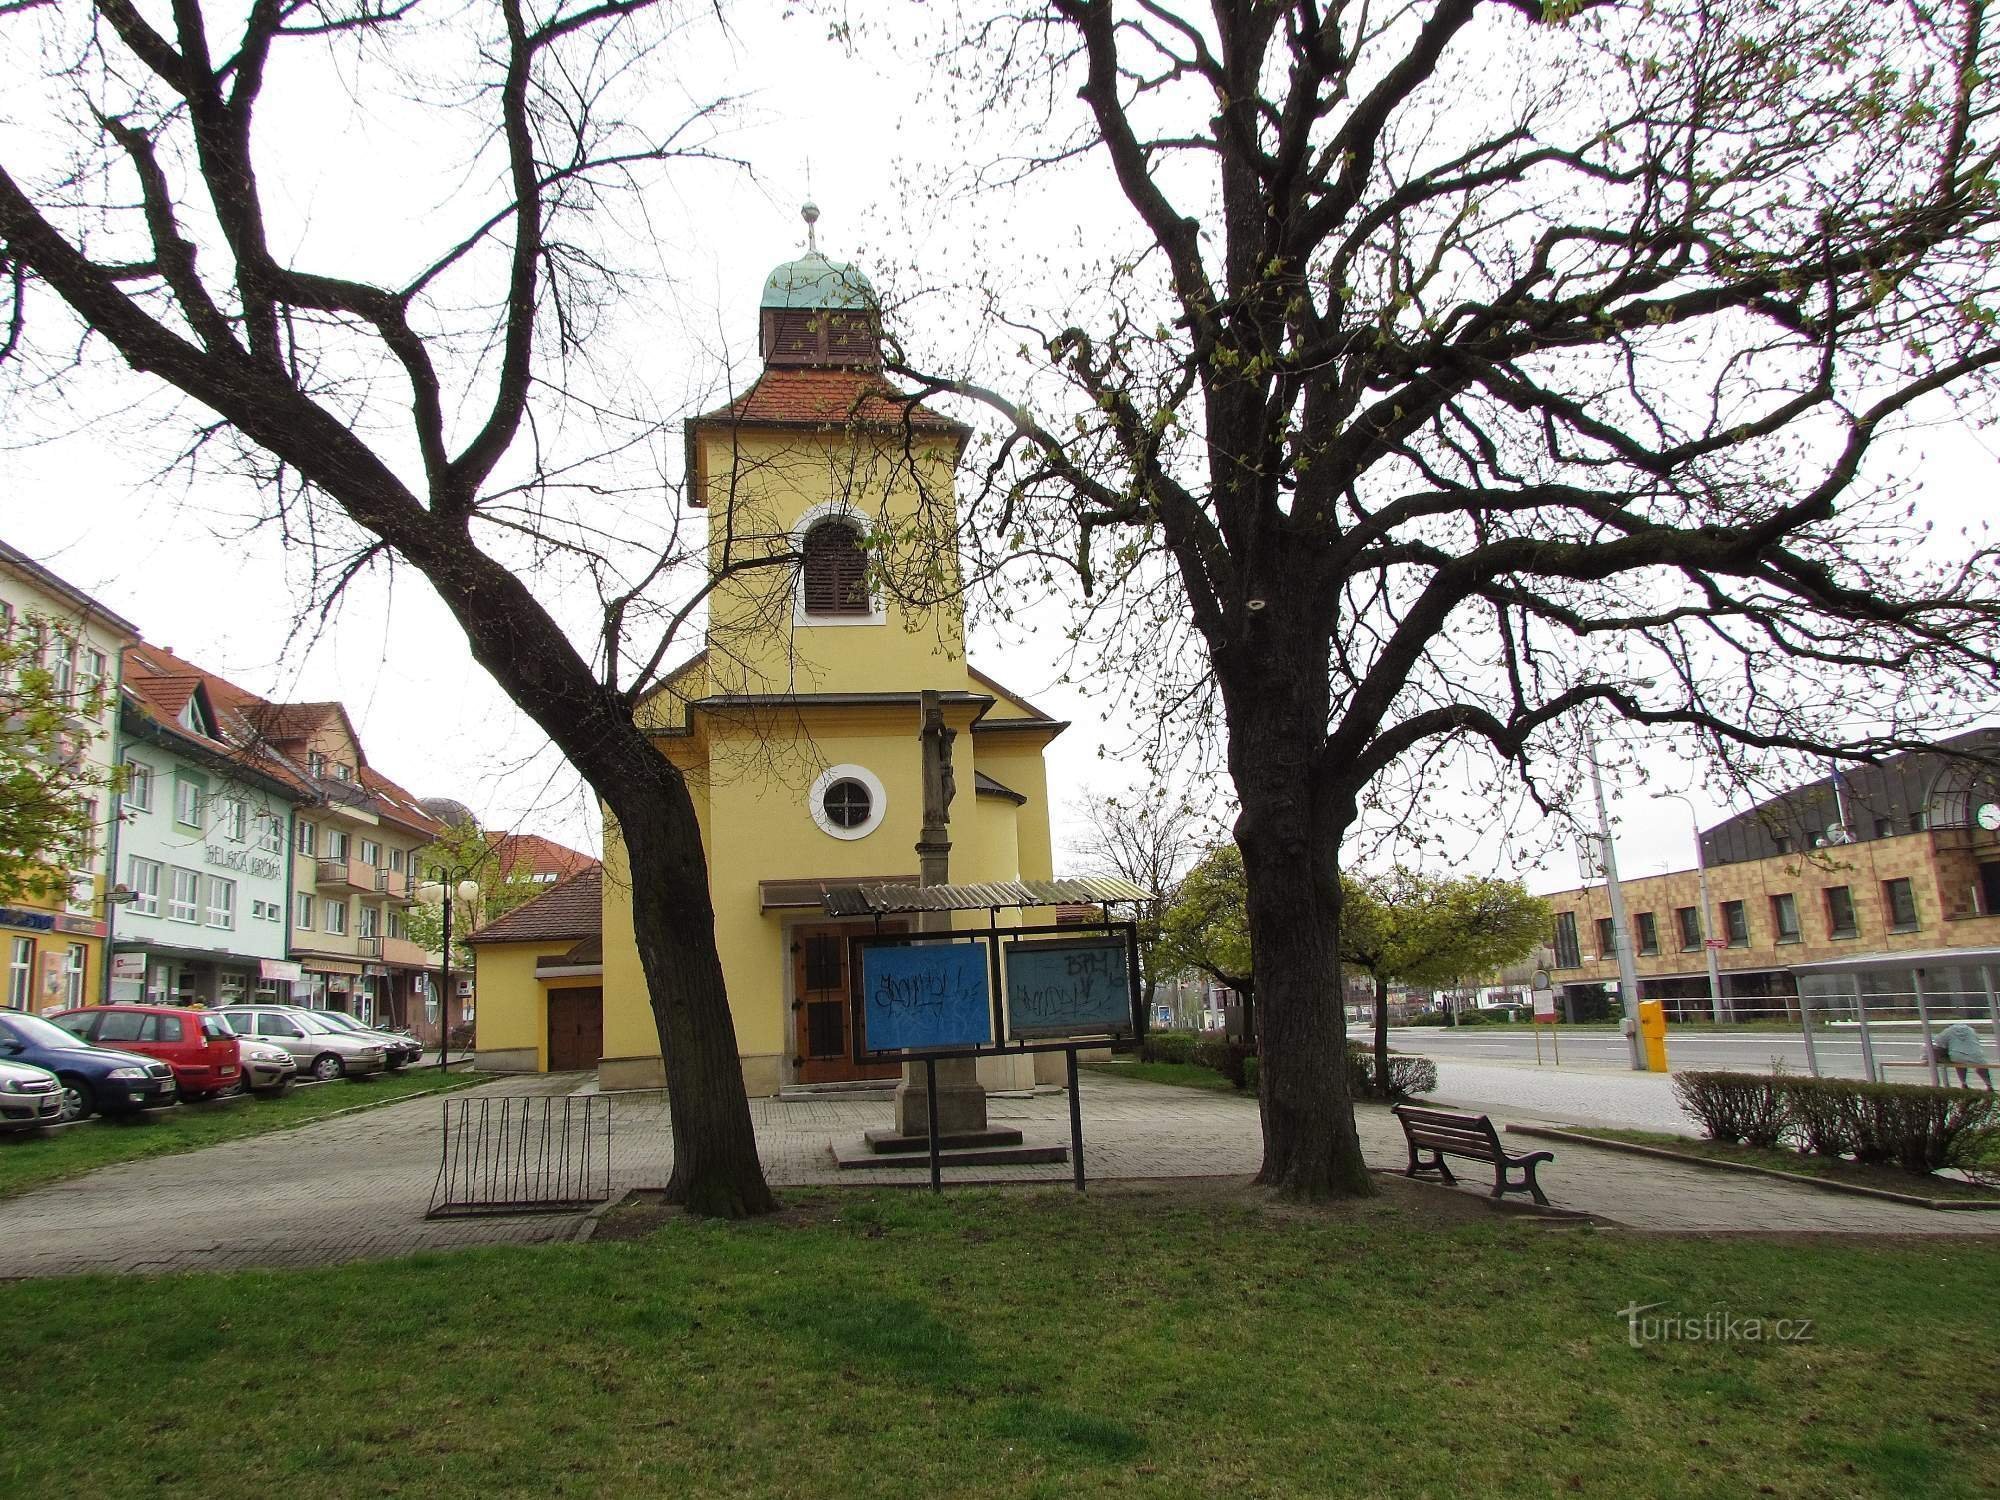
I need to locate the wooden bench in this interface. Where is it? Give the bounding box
[1392,1104,1554,1205]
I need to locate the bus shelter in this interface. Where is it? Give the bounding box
[1787,948,2000,1085]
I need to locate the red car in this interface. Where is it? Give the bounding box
[48,1005,242,1101]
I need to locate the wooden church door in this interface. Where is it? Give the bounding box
[791,924,903,1084]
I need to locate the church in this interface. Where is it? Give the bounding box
[471,216,1068,1096]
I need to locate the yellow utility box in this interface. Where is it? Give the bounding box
[1637,999,1669,1073]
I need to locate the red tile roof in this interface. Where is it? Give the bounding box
[467,865,603,945]
[692,369,967,435]
[489,832,596,882]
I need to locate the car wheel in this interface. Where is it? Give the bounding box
[311,1053,346,1082]
[183,1089,213,1103]
[59,1076,95,1122]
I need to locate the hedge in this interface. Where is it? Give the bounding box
[1134,1031,1436,1099]
[1671,1070,2000,1175]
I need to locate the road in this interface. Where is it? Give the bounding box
[1386,1021,1997,1082]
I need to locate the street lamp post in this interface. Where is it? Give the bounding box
[1586,738,1648,1070]
[1655,792,1726,1024]
[413,876,481,1072]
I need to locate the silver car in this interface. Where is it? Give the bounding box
[0,1057,64,1132]
[207,1015,300,1094]
[310,1010,422,1068]
[213,1006,387,1081]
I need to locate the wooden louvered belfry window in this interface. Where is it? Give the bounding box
[801,518,871,616]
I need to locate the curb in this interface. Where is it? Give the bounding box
[1504,1124,2000,1212]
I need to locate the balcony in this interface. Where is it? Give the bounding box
[357,936,383,959]
[315,856,379,893]
[382,936,431,968]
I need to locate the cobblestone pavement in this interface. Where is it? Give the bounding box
[1,1068,1992,1280]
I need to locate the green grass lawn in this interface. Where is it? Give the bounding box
[5,1182,1999,1498]
[1082,1058,1238,1091]
[0,1067,487,1201]
[1568,1126,2000,1201]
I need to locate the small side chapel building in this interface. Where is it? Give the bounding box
[474,226,1068,1095]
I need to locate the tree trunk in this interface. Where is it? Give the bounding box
[1373,973,1392,1100]
[608,767,776,1218]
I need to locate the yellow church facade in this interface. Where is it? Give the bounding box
[472,232,1066,1096]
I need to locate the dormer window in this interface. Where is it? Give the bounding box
[801,518,870,617]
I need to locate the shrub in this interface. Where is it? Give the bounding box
[1451,1009,1488,1026]
[1242,1055,1259,1092]
[1344,1043,1438,1101]
[1840,1081,2000,1174]
[1777,1077,1855,1159]
[1671,1071,1789,1148]
[1193,1037,1257,1088]
[1138,1030,1202,1066]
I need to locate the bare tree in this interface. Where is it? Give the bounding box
[1071,783,1203,1016]
[0,0,794,1214]
[901,0,2000,1196]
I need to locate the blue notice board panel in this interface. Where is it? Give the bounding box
[858,942,994,1054]
[1004,938,1135,1039]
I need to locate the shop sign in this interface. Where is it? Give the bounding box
[259,959,303,983]
[205,846,283,882]
[0,906,56,932]
[111,952,147,980]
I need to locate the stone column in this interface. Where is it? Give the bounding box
[893,692,989,1139]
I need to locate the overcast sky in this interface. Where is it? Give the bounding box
[3,0,1993,896]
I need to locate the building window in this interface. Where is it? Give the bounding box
[1594,916,1616,960]
[256,813,284,854]
[324,900,348,936]
[360,839,381,867]
[1770,893,1802,944]
[206,876,235,929]
[1907,812,1928,834]
[222,797,246,842]
[1824,885,1858,939]
[1633,911,1659,956]
[1883,877,1920,932]
[80,648,106,711]
[1721,900,1749,947]
[1552,911,1581,969]
[387,909,405,940]
[174,777,203,830]
[49,637,74,695]
[389,847,405,873]
[7,938,33,1008]
[326,829,349,860]
[808,763,886,840]
[1873,817,1892,839]
[127,856,161,916]
[309,751,327,777]
[1675,906,1702,951]
[125,758,154,813]
[296,820,317,856]
[64,944,86,1007]
[357,904,379,939]
[168,867,200,924]
[295,893,314,930]
[332,762,352,782]
[800,517,871,616]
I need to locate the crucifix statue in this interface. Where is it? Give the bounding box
[919,691,957,854]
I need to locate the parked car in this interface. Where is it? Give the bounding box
[0,1057,64,1133]
[205,1015,300,1094]
[211,1006,387,1081]
[49,1004,242,1100]
[0,1010,178,1120]
[311,1011,422,1068]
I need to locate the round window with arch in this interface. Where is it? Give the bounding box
[809,764,887,840]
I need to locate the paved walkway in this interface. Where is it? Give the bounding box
[0,1068,1992,1280]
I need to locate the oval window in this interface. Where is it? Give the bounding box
[822,777,873,830]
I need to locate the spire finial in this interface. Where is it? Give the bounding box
[802,200,820,254]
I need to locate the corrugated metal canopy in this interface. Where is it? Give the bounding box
[822,876,1152,917]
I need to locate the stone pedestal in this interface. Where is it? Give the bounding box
[894,1054,988,1137]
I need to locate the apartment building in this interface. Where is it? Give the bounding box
[0,541,140,1011]
[251,703,442,1031]
[1546,731,2000,1020]
[110,646,299,1005]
